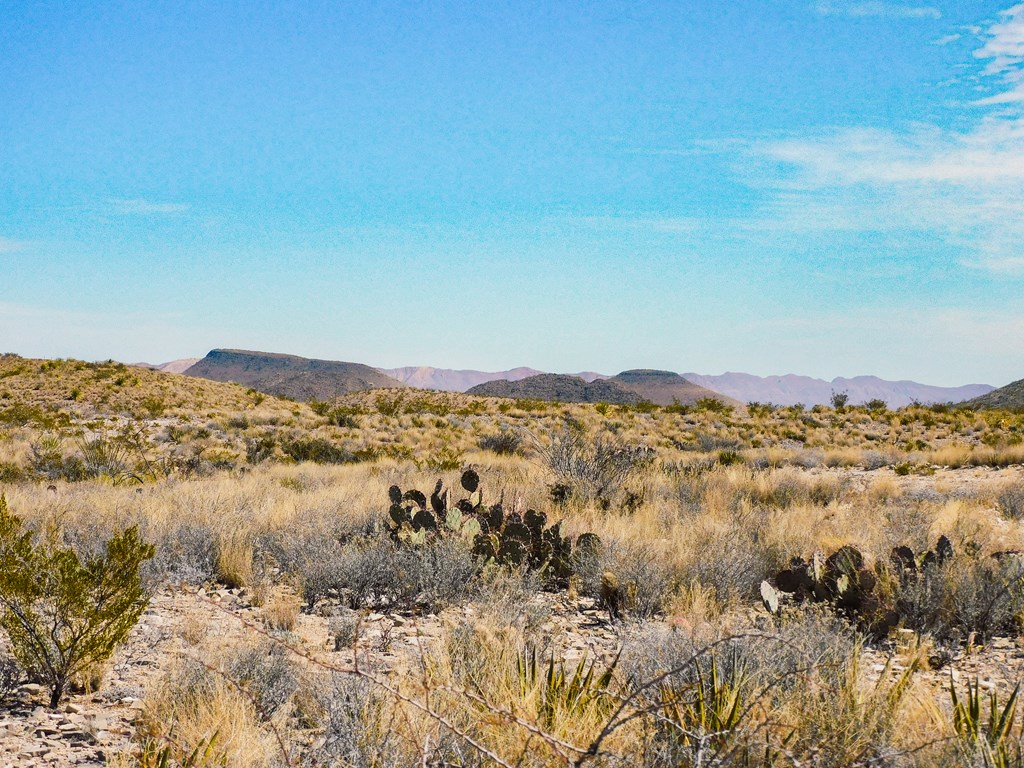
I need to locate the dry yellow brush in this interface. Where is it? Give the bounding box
[126,601,995,768]
[2,363,1024,765]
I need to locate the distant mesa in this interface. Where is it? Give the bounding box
[466,369,734,406]
[185,349,404,401]
[965,378,1024,411]
[607,369,736,406]
[467,373,643,404]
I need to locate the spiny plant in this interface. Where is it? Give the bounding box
[385,469,602,587]
[516,646,617,730]
[760,537,955,639]
[0,495,155,707]
[656,652,749,755]
[951,676,1023,767]
[136,733,228,768]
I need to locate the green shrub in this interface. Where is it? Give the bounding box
[0,495,154,707]
[695,397,733,415]
[280,437,354,465]
[0,461,25,483]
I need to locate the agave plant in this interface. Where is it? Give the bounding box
[516,646,617,730]
[951,676,1023,767]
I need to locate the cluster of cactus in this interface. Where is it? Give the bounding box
[385,469,601,586]
[386,469,485,547]
[760,536,955,638]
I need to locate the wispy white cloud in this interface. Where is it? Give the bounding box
[723,5,1024,275]
[973,3,1024,103]
[742,120,1024,272]
[975,3,1024,74]
[931,33,961,45]
[560,215,703,234]
[0,238,27,254]
[107,198,189,215]
[814,2,941,19]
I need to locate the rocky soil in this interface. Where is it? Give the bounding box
[3,578,1024,766]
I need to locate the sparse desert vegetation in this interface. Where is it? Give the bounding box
[2,355,1024,766]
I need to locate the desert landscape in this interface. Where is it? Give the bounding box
[5,1,1024,765]
[0,352,1022,766]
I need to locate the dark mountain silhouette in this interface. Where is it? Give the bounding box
[966,378,1024,411]
[608,369,736,406]
[467,374,642,404]
[185,349,404,401]
[467,370,734,406]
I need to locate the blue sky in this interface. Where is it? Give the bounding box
[2,1,1023,385]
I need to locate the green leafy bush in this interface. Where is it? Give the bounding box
[0,495,155,707]
[279,437,354,465]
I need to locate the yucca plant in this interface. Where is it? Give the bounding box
[516,647,617,730]
[137,733,227,768]
[951,676,1023,767]
[658,652,748,753]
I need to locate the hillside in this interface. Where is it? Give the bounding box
[683,371,994,408]
[966,378,1024,410]
[608,369,736,406]
[185,349,404,401]
[467,370,735,406]
[467,373,642,404]
[0,353,295,419]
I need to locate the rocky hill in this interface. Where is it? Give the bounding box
[0,353,296,418]
[608,369,736,406]
[965,378,1024,411]
[466,374,642,404]
[465,370,735,406]
[185,349,404,401]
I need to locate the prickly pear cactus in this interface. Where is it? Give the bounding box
[384,470,600,588]
[764,537,956,640]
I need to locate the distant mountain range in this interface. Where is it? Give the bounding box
[681,373,994,409]
[139,352,997,408]
[134,357,201,374]
[184,349,404,400]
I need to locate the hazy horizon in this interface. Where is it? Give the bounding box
[3,2,1023,387]
[32,348,1000,388]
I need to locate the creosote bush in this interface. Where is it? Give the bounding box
[0,495,154,707]
[542,421,653,504]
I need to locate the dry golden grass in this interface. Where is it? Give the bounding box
[138,660,279,768]
[0,354,301,420]
[261,591,301,631]
[4,364,1024,766]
